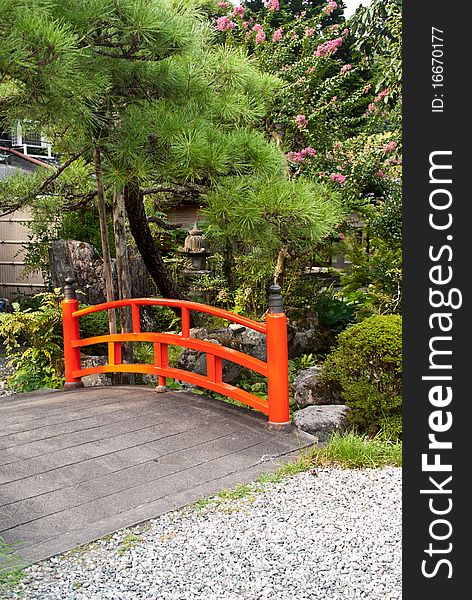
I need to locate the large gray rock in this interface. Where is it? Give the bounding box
[48,239,152,306]
[294,405,351,442]
[287,314,319,357]
[286,311,338,358]
[80,355,113,387]
[292,366,334,408]
[177,325,266,385]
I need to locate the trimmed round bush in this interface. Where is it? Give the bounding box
[322,315,402,439]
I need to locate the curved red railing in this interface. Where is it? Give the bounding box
[62,285,290,427]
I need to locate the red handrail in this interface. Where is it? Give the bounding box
[73,298,267,334]
[62,284,290,428]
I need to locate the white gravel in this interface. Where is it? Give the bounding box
[7,467,402,600]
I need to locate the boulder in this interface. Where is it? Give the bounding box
[292,366,334,408]
[80,355,113,387]
[176,325,266,385]
[287,314,319,358]
[294,405,351,442]
[48,239,152,306]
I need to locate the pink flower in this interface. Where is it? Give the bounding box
[216,1,230,7]
[286,151,303,164]
[267,0,280,11]
[232,5,245,18]
[382,141,398,153]
[315,37,343,57]
[305,27,315,37]
[324,1,338,15]
[217,16,235,31]
[363,84,372,94]
[331,96,338,102]
[340,64,352,75]
[329,24,340,32]
[374,87,391,103]
[272,28,284,41]
[338,232,346,240]
[376,170,385,178]
[295,114,308,129]
[242,20,249,30]
[300,147,317,157]
[253,24,266,44]
[286,147,317,164]
[367,102,377,114]
[330,173,347,185]
[342,28,350,37]
[255,31,266,44]
[306,66,316,75]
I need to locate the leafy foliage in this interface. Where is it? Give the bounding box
[350,0,402,101]
[204,175,343,287]
[0,291,64,392]
[323,315,402,439]
[214,0,373,157]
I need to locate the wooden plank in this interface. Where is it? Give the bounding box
[0,418,240,507]
[1,432,298,542]
[0,386,315,565]
[0,399,218,467]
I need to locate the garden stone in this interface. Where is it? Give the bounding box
[286,311,342,358]
[176,325,266,385]
[80,355,113,386]
[292,365,334,408]
[48,239,152,306]
[294,405,351,442]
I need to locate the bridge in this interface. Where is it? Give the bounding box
[0,285,315,564]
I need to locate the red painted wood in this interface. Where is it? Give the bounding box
[72,332,268,377]
[73,364,269,414]
[131,304,141,333]
[181,307,190,337]
[73,298,266,334]
[63,295,289,423]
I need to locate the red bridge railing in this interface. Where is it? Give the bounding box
[62,281,290,428]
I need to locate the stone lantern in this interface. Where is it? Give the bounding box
[181,223,211,272]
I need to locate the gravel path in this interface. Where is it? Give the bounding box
[6,466,401,600]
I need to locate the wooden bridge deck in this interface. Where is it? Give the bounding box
[0,386,314,564]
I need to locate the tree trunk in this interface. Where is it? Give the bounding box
[113,189,133,370]
[223,239,236,290]
[274,245,291,287]
[93,145,116,335]
[123,183,183,300]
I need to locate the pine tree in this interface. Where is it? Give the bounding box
[0,0,286,299]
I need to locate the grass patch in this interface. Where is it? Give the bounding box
[310,432,402,469]
[256,455,314,484]
[117,533,143,555]
[192,432,401,512]
[0,538,24,594]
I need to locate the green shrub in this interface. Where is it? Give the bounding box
[322,315,402,439]
[0,291,64,393]
[149,305,181,332]
[78,305,110,340]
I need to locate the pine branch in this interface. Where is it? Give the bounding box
[142,183,206,197]
[35,150,85,196]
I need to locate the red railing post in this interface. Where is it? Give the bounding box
[62,278,83,389]
[265,285,291,430]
